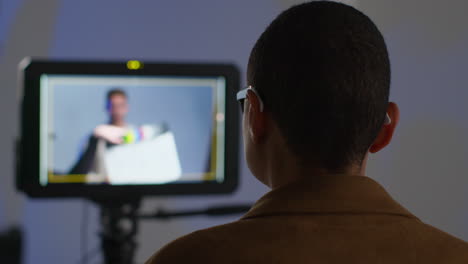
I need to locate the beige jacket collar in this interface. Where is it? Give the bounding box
[242,174,418,220]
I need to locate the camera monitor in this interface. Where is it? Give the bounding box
[17,59,240,198]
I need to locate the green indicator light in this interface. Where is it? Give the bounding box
[127,60,143,70]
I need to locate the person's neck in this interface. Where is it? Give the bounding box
[264,145,366,190]
[257,120,367,189]
[110,120,126,127]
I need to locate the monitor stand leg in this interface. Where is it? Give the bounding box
[97,199,141,264]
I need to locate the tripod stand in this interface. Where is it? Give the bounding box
[93,198,251,264]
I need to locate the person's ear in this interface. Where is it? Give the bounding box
[369,102,400,153]
[246,89,267,143]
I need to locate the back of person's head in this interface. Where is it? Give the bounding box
[248,1,390,171]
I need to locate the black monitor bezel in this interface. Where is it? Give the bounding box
[17,59,240,199]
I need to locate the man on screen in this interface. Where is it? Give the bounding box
[146,1,468,263]
[70,89,168,176]
[69,89,131,177]
[69,88,177,184]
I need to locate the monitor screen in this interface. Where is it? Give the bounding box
[17,59,240,198]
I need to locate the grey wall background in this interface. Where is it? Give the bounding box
[53,84,213,174]
[1,0,468,263]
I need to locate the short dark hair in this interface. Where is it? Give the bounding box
[106,88,127,102]
[247,1,390,170]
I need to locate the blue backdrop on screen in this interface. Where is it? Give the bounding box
[53,85,214,174]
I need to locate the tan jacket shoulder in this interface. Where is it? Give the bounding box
[146,175,468,264]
